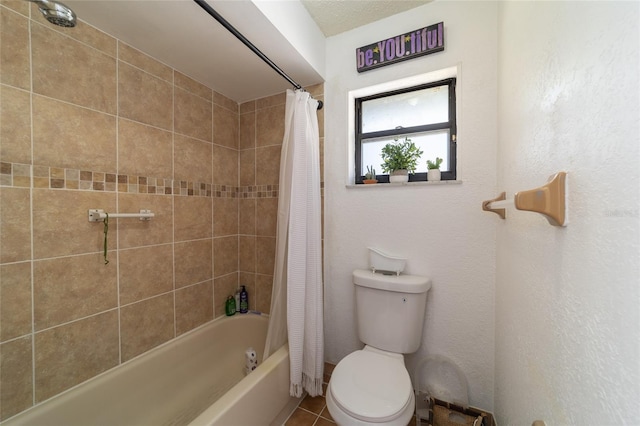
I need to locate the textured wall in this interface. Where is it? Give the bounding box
[323,1,498,410]
[495,2,640,424]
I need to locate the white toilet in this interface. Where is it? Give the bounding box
[326,268,431,426]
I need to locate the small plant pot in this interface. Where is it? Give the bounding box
[389,170,409,183]
[363,179,378,184]
[427,169,441,181]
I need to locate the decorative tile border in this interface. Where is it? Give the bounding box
[0,162,278,198]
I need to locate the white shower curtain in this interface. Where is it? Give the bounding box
[263,89,324,398]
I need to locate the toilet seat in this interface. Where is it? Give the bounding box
[329,348,413,423]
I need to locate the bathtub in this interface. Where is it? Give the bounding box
[2,314,296,426]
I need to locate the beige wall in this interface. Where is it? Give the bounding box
[0,1,323,420]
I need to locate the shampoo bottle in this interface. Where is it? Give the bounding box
[239,285,248,313]
[234,290,241,312]
[225,295,236,316]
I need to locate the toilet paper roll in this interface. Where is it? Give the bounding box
[244,347,258,373]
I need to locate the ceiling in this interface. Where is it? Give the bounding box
[301,0,429,37]
[62,0,429,103]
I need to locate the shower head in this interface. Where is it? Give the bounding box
[29,0,77,28]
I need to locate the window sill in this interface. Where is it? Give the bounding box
[346,180,463,189]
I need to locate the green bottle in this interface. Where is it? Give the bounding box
[225,295,236,316]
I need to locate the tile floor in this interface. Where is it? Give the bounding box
[283,363,336,426]
[283,385,336,426]
[282,363,419,426]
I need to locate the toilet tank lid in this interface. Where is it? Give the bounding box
[353,269,431,293]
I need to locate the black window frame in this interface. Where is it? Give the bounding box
[355,78,457,184]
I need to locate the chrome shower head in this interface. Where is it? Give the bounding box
[29,0,77,28]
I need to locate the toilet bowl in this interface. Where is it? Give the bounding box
[326,346,414,426]
[326,269,431,425]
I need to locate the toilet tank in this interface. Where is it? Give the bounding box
[353,269,431,354]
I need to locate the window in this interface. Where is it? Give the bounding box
[355,78,457,183]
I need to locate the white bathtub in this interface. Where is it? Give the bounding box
[2,314,296,426]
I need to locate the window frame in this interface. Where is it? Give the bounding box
[354,77,457,184]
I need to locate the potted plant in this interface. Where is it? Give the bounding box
[363,165,378,184]
[381,137,423,183]
[427,157,443,181]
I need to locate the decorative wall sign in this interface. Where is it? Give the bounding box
[356,22,444,73]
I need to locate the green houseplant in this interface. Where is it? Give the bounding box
[363,165,378,184]
[427,157,443,181]
[381,137,423,183]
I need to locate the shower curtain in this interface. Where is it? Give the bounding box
[263,89,324,398]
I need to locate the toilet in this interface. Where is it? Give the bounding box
[326,268,431,426]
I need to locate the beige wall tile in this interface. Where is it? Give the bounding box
[213,197,238,237]
[213,104,238,149]
[256,104,285,148]
[119,244,173,305]
[256,236,275,275]
[256,198,277,237]
[120,294,174,362]
[174,196,212,242]
[0,7,30,89]
[213,92,238,113]
[175,281,213,335]
[255,273,273,315]
[174,239,213,289]
[117,193,173,249]
[118,42,172,82]
[175,87,212,142]
[34,253,117,330]
[239,149,255,186]
[0,187,31,263]
[175,71,211,101]
[32,189,116,259]
[1,1,29,16]
[239,235,256,273]
[31,23,117,114]
[0,84,31,164]
[33,95,117,171]
[214,236,238,278]
[256,145,281,185]
[0,262,31,342]
[256,92,285,110]
[57,20,117,58]
[239,100,256,114]
[10,163,31,187]
[212,144,238,187]
[0,336,33,421]
[118,61,173,130]
[174,134,212,183]
[239,198,256,235]
[213,273,237,318]
[239,111,256,150]
[118,118,173,178]
[34,310,119,402]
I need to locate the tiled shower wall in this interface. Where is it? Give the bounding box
[0,0,324,420]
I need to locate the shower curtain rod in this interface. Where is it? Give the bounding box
[193,0,323,110]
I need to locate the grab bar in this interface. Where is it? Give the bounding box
[88,209,154,222]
